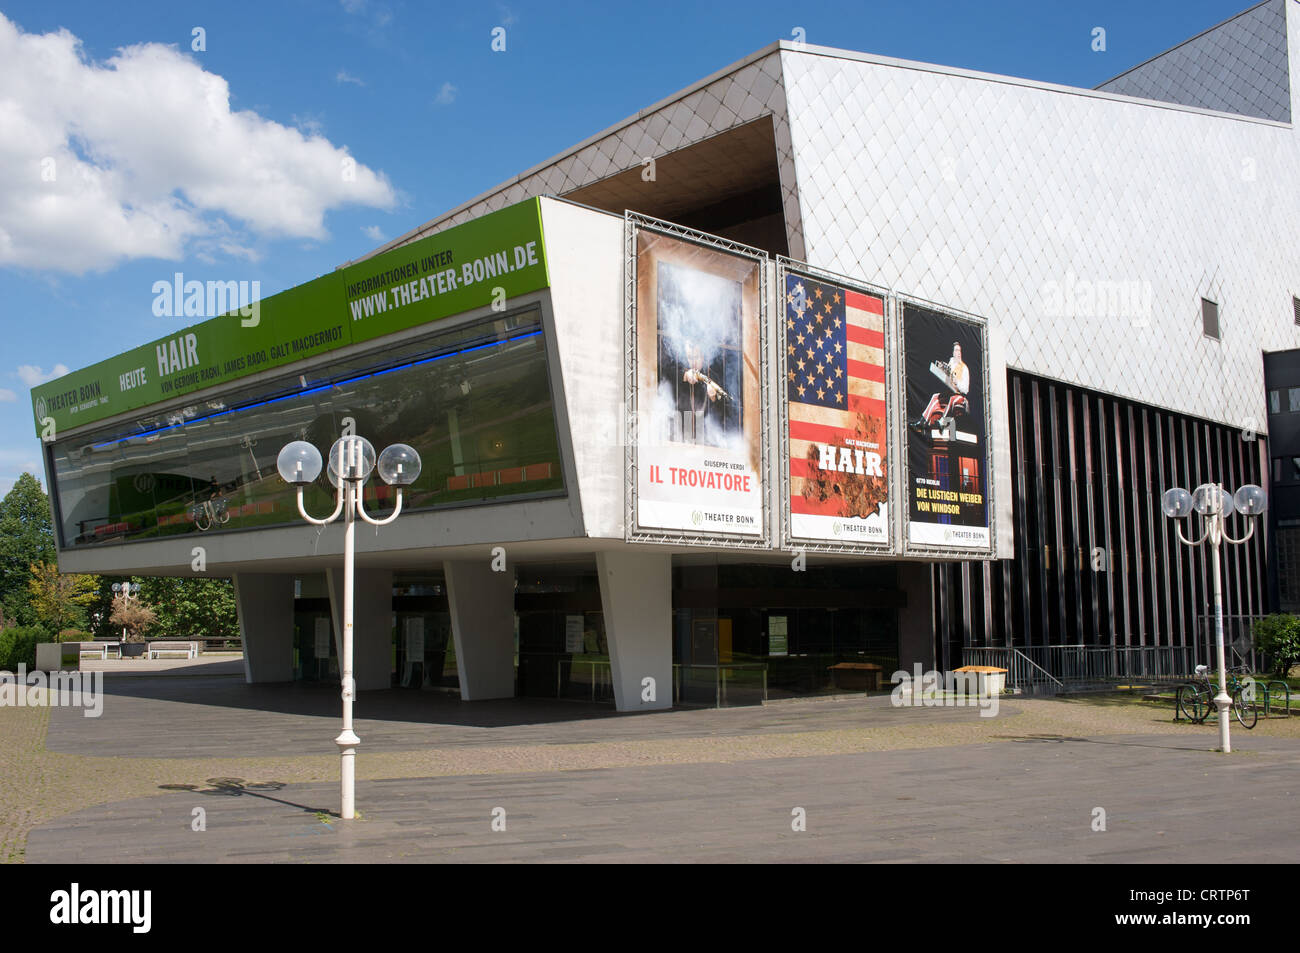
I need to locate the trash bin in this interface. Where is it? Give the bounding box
[952,665,1007,698]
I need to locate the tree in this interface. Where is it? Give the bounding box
[135,577,238,641]
[26,561,100,635]
[0,474,56,626]
[1252,614,1300,678]
[110,594,157,642]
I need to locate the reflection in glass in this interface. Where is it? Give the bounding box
[51,309,563,548]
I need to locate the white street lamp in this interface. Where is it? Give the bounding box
[111,581,140,642]
[1161,481,1266,753]
[276,436,422,819]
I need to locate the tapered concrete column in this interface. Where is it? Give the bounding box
[327,568,394,691]
[444,560,516,700]
[232,573,294,683]
[897,561,936,673]
[597,550,672,712]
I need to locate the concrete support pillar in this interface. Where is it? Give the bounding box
[327,568,394,691]
[897,561,936,674]
[597,550,672,712]
[232,573,294,683]
[444,560,517,700]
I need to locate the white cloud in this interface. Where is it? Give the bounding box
[340,0,392,29]
[435,82,457,105]
[0,14,397,274]
[362,225,386,242]
[0,388,15,401]
[16,364,71,387]
[336,69,365,87]
[291,113,326,138]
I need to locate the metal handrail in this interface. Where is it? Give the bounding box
[1011,648,1063,688]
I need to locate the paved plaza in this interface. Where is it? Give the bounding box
[4,662,1298,863]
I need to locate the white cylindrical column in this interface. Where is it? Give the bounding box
[1210,509,1231,754]
[335,478,361,818]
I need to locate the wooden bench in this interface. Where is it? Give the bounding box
[76,641,121,661]
[147,641,199,660]
[827,662,884,691]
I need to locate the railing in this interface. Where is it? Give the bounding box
[1197,614,1264,672]
[674,663,769,708]
[963,647,1061,694]
[560,657,615,703]
[542,658,771,707]
[964,644,1201,693]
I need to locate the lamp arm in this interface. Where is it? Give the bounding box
[1221,520,1256,546]
[357,487,404,526]
[1174,522,1210,547]
[296,485,345,526]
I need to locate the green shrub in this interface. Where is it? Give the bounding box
[0,626,44,671]
[56,629,88,643]
[1251,614,1300,677]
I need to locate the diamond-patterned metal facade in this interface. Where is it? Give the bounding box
[1096,0,1290,123]
[782,4,1300,434]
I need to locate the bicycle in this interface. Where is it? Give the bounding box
[1176,664,1258,729]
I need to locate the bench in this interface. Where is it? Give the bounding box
[147,641,199,660]
[827,662,884,691]
[76,641,121,661]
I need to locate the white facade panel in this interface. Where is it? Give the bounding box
[538,197,627,539]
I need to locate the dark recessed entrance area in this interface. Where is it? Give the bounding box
[563,115,788,256]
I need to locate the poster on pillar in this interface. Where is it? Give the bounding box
[778,262,892,550]
[628,219,767,544]
[901,300,992,552]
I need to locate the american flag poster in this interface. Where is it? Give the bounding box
[783,271,889,544]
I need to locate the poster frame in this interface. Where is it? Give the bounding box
[623,211,770,548]
[775,256,898,555]
[897,292,996,558]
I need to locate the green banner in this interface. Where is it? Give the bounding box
[31,198,549,437]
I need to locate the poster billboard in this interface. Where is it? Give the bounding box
[31,198,549,437]
[629,221,766,542]
[901,301,991,551]
[779,264,891,549]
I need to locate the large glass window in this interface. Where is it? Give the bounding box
[50,309,564,548]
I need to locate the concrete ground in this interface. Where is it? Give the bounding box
[4,664,1299,863]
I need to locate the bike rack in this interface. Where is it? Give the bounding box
[1262,680,1292,718]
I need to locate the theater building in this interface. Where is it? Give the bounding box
[32,0,1299,709]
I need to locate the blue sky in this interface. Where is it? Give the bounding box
[0,0,1258,494]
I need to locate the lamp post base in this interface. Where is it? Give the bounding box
[335,730,361,819]
[1213,692,1232,753]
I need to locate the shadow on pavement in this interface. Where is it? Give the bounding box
[92,674,625,729]
[158,778,333,815]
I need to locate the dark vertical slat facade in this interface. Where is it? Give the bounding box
[934,370,1268,658]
